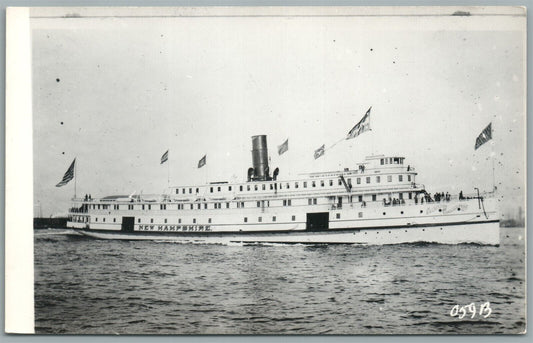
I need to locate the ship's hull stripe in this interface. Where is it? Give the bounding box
[74,219,499,237]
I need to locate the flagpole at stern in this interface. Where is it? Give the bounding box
[491,139,496,193]
[74,159,77,200]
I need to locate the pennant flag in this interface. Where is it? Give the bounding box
[56,158,76,187]
[160,150,169,164]
[198,154,207,168]
[314,144,325,159]
[474,123,492,150]
[346,107,372,140]
[278,139,289,155]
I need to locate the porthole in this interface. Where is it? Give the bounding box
[438,209,442,212]
[420,210,423,214]
[457,208,461,211]
[440,228,443,230]
[401,211,404,215]
[388,231,391,233]
[383,212,386,215]
[422,229,425,231]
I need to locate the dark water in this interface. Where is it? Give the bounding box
[34,227,526,334]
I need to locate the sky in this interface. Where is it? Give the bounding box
[30,7,526,218]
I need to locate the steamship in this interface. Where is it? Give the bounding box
[67,135,500,245]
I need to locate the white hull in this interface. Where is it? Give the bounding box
[74,220,500,245]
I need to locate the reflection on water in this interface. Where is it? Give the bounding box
[34,227,525,334]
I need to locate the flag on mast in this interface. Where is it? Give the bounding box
[56,158,76,187]
[474,123,492,150]
[346,107,372,140]
[314,144,325,159]
[198,154,207,168]
[160,150,169,164]
[278,139,289,155]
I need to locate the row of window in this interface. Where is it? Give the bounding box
[90,192,415,211]
[90,206,464,225]
[174,174,413,195]
[380,157,404,165]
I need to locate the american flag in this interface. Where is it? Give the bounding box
[346,107,372,140]
[160,150,169,164]
[56,158,75,187]
[474,123,492,150]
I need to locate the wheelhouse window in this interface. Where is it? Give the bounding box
[387,175,392,182]
[210,187,213,193]
[376,176,381,183]
[312,181,316,187]
[320,180,324,187]
[408,175,412,182]
[262,184,266,190]
[357,178,361,185]
[366,177,371,184]
[304,181,307,188]
[329,180,333,186]
[372,194,377,201]
[399,175,403,182]
[358,195,363,202]
[380,158,384,165]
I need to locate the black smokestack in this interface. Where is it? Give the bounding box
[251,135,269,181]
